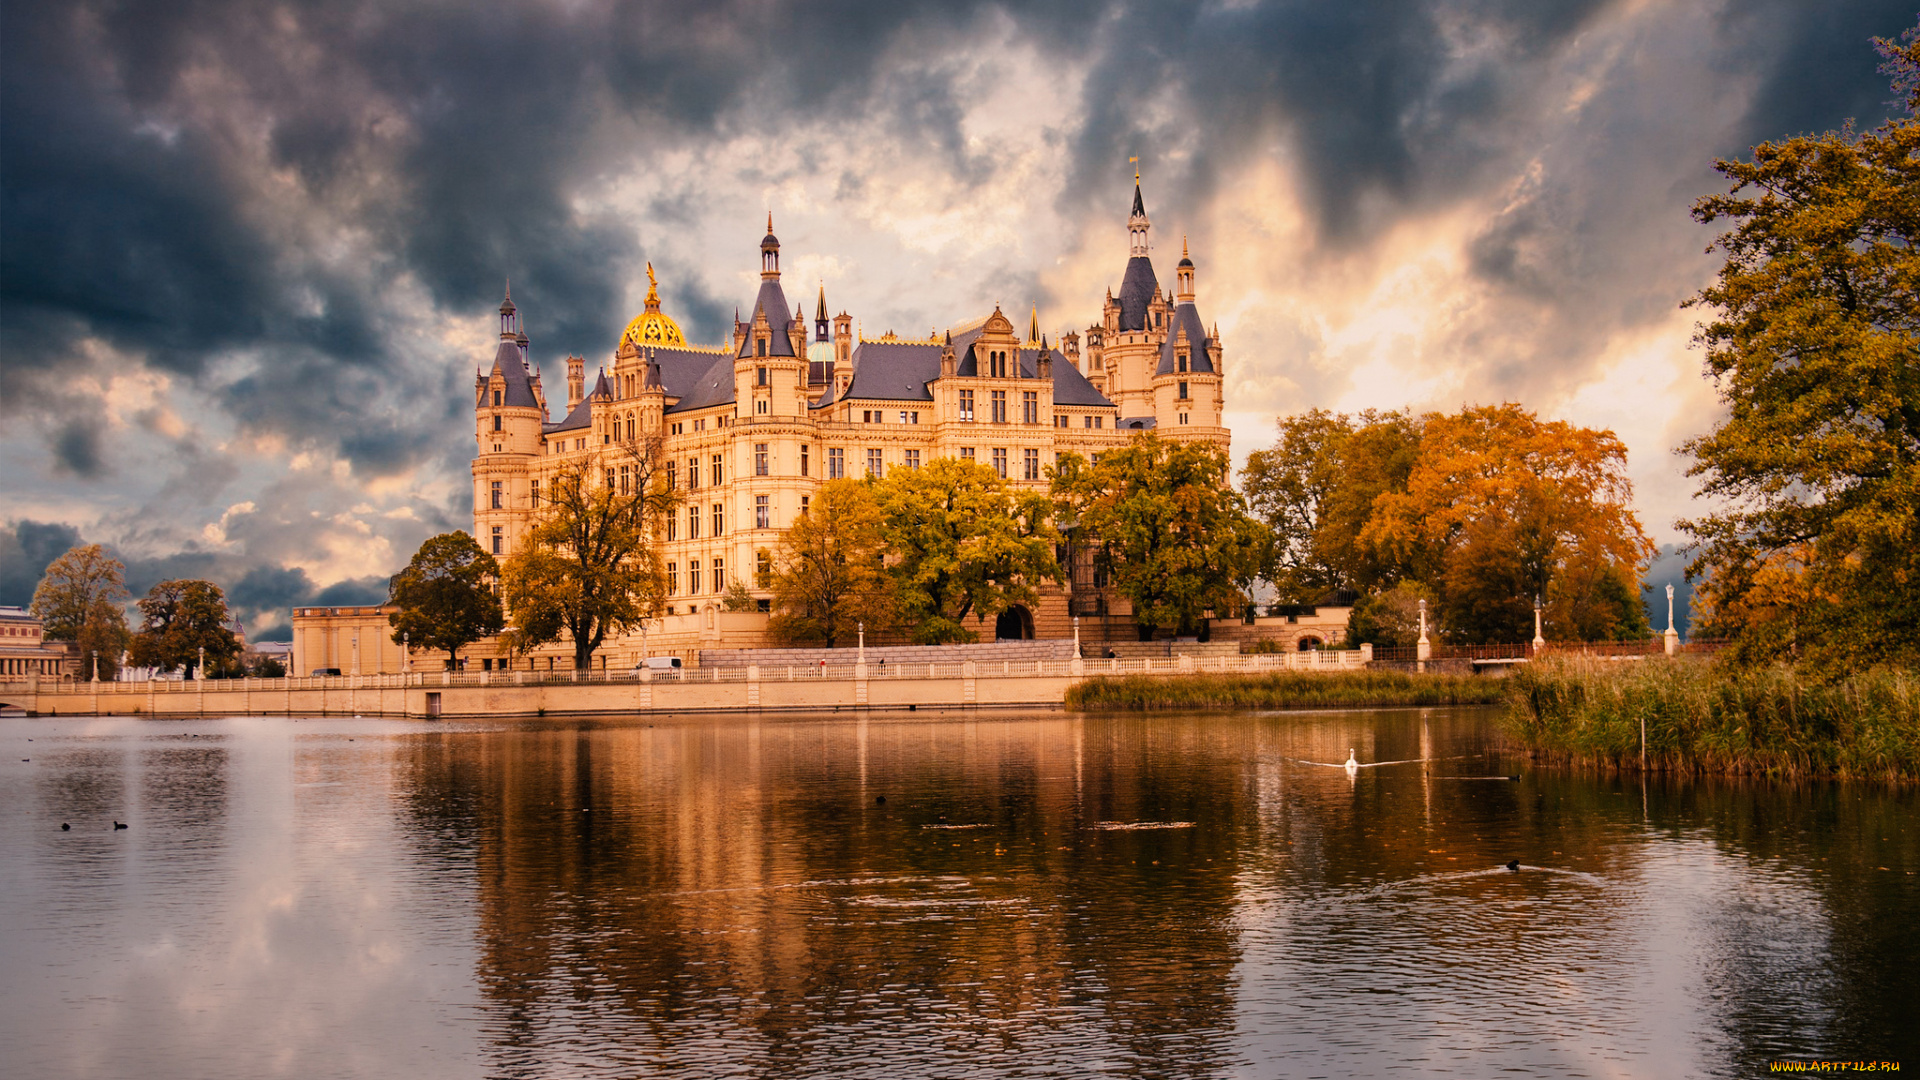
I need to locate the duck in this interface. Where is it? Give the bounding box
[61,823,70,831]
[113,821,128,830]
[1506,859,1521,872]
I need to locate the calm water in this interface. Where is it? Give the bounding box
[1,709,1914,1079]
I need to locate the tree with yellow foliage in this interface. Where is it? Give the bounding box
[1363,404,1654,644]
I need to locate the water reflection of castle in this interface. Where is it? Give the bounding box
[405,717,1246,1073]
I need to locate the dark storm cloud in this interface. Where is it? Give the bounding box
[0,514,388,638]
[0,520,87,606]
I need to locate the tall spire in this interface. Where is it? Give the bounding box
[1029,304,1040,345]
[1128,164,1150,258]
[816,282,828,322]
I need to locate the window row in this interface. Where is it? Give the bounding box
[665,557,727,596]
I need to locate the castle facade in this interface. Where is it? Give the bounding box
[470,180,1227,650]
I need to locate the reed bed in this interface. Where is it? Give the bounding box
[1065,670,1506,711]
[1505,656,1920,781]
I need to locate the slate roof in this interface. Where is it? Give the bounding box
[840,330,1116,409]
[1116,256,1158,332]
[546,371,611,433]
[1120,416,1158,430]
[1155,302,1215,375]
[735,280,796,358]
[490,340,541,408]
[666,351,739,414]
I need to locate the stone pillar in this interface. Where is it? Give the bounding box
[1360,642,1374,664]
[1532,596,1546,651]
[1664,583,1679,656]
[1416,599,1431,673]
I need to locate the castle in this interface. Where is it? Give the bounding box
[469,178,1228,656]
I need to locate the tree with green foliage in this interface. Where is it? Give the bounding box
[765,478,895,647]
[1060,436,1268,640]
[502,443,677,670]
[1344,581,1433,648]
[874,456,1057,644]
[1682,23,1920,672]
[387,531,504,671]
[29,543,131,679]
[127,579,240,678]
[1241,409,1424,601]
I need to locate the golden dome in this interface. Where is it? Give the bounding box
[620,263,687,350]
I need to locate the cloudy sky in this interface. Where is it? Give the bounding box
[2,0,1914,636]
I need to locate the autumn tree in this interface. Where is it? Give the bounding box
[1241,409,1424,601]
[1363,404,1654,644]
[765,478,895,647]
[1061,437,1268,640]
[874,456,1058,644]
[501,441,676,670]
[29,543,131,679]
[127,579,241,677]
[387,531,504,671]
[1681,23,1920,671]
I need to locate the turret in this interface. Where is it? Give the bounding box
[788,302,807,358]
[760,213,780,280]
[1037,335,1052,380]
[566,354,584,412]
[833,312,853,365]
[1176,237,1195,302]
[1064,330,1081,371]
[940,330,955,379]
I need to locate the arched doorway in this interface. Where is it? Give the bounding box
[995,606,1034,641]
[1296,636,1324,651]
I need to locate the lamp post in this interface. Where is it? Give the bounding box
[1073,616,1082,661]
[1664,583,1679,656]
[351,631,360,677]
[196,645,205,681]
[858,622,865,664]
[402,632,410,674]
[1532,595,1546,651]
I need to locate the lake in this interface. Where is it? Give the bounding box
[1,708,1914,1078]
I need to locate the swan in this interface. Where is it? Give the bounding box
[1345,749,1359,772]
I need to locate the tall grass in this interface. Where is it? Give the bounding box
[1066,670,1506,711]
[1505,656,1920,781]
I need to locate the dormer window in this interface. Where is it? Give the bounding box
[1177,353,1188,373]
[492,390,502,407]
[757,338,767,357]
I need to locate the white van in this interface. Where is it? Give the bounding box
[634,656,682,671]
